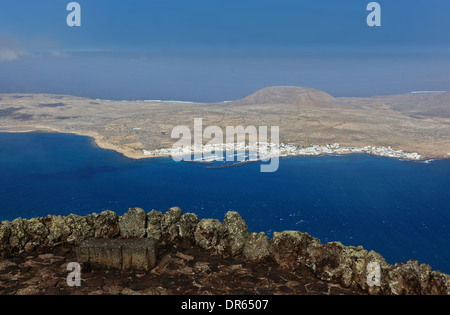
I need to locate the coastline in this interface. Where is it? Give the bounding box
[0,126,166,160]
[0,125,447,162]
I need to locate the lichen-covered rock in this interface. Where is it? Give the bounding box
[271,230,320,271]
[300,239,412,294]
[427,271,450,295]
[162,207,183,229]
[146,210,163,240]
[65,214,93,244]
[194,219,226,253]
[304,241,385,292]
[176,213,199,242]
[223,211,249,256]
[24,217,49,252]
[0,221,11,253]
[88,210,120,239]
[44,215,72,246]
[243,232,271,262]
[161,207,183,242]
[119,208,147,238]
[305,241,348,283]
[386,260,450,295]
[9,218,29,252]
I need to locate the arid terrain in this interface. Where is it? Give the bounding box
[0,244,361,295]
[0,86,449,159]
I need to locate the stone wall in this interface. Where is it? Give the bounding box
[0,207,449,295]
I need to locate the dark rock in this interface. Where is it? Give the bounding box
[119,208,147,238]
[305,241,346,282]
[24,217,49,252]
[88,210,120,239]
[271,231,319,271]
[0,221,11,253]
[223,211,249,256]
[176,213,199,243]
[9,218,29,252]
[387,260,450,295]
[428,271,450,295]
[161,207,183,242]
[156,208,199,245]
[43,215,71,246]
[243,232,271,263]
[65,214,93,244]
[162,207,183,229]
[194,219,226,253]
[305,241,389,293]
[146,210,163,240]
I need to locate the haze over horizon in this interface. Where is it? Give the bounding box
[1,0,449,102]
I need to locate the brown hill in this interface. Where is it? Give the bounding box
[232,86,336,108]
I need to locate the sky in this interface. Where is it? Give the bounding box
[0,0,449,102]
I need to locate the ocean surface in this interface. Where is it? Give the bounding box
[0,132,449,273]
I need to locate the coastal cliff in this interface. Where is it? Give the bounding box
[0,207,449,295]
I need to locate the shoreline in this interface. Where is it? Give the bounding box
[0,125,448,162]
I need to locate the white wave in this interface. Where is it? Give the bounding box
[410,91,446,94]
[421,159,441,164]
[95,98,194,103]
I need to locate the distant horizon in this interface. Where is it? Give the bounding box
[1,1,449,102]
[1,85,448,104]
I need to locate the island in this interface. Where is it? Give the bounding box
[0,86,449,161]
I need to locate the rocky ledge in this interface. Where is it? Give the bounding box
[0,207,449,295]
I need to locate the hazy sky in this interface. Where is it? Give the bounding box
[0,0,449,101]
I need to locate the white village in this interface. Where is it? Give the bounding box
[142,142,422,162]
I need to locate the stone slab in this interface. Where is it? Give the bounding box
[77,238,157,271]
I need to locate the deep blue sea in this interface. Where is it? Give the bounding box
[0,132,449,273]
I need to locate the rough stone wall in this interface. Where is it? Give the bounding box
[0,207,449,295]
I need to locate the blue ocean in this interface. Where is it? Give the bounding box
[0,132,449,273]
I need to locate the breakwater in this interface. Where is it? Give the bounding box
[205,160,260,169]
[0,207,449,295]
